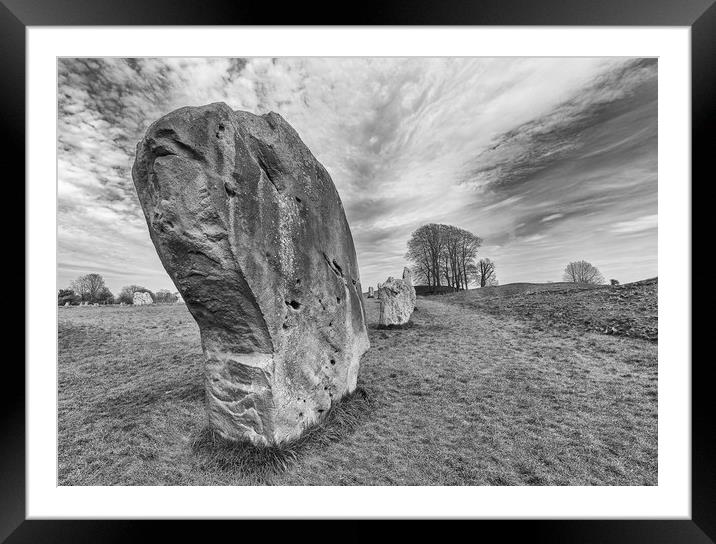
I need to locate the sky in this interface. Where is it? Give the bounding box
[57,57,657,294]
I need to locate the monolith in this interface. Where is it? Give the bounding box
[133,291,153,305]
[377,272,415,327]
[132,102,370,446]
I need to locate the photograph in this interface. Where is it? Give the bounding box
[57,56,658,486]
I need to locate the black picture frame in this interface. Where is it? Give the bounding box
[6,0,713,541]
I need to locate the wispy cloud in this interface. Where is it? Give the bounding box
[57,57,657,293]
[611,214,658,234]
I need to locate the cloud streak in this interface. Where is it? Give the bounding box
[57,57,657,293]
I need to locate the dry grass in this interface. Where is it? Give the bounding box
[443,279,658,342]
[58,284,657,486]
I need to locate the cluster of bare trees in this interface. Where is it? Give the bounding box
[67,273,114,304]
[59,273,180,305]
[406,223,492,291]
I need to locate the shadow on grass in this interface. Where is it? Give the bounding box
[369,321,421,331]
[190,386,373,482]
[91,379,205,421]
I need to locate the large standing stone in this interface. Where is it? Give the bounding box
[377,273,415,326]
[132,102,370,446]
[133,291,153,305]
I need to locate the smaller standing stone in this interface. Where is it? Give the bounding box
[402,267,416,309]
[367,286,374,298]
[377,273,415,326]
[133,291,153,305]
[64,302,70,307]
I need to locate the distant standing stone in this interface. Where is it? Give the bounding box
[367,286,374,298]
[132,102,370,446]
[402,267,417,309]
[64,302,70,307]
[377,273,415,326]
[133,291,153,305]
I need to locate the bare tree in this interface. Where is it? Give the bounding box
[406,223,445,290]
[475,258,498,287]
[70,273,107,303]
[563,260,605,284]
[96,286,115,304]
[457,227,483,289]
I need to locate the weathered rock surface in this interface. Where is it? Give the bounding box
[133,291,153,305]
[132,102,370,446]
[377,273,415,326]
[367,286,374,298]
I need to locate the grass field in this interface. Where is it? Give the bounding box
[58,279,657,485]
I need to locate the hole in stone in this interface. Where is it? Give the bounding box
[286,300,301,310]
[330,359,336,365]
[332,259,343,275]
[329,321,333,327]
[224,182,236,197]
[336,297,341,303]
[296,279,301,285]
[318,409,325,413]
[352,279,357,285]
[299,412,303,417]
[324,386,328,390]
[295,196,302,203]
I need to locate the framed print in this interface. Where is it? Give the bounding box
[6,0,714,541]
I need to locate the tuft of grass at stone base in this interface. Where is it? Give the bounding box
[190,387,373,483]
